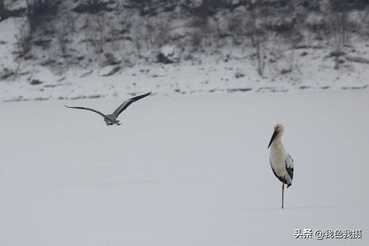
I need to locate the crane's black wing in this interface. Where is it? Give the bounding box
[65,105,108,119]
[285,154,294,187]
[113,92,152,117]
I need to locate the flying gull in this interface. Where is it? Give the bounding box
[65,92,152,126]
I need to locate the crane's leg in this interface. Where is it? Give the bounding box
[282,183,285,209]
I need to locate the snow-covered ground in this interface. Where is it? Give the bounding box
[0,91,368,245]
[1,50,369,102]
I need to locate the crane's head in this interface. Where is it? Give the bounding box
[268,123,284,148]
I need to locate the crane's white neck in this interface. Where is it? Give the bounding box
[271,135,284,150]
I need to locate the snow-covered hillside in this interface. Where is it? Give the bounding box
[0,92,368,245]
[1,46,369,102]
[1,0,369,100]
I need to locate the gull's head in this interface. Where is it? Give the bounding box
[268,123,285,148]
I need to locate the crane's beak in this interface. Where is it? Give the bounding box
[268,129,278,149]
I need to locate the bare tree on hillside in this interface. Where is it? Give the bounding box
[322,0,351,69]
[249,0,267,77]
[14,22,32,57]
[0,0,4,18]
[25,0,58,32]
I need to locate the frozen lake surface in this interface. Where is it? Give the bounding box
[0,91,368,245]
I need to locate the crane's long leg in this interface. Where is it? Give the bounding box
[282,183,285,209]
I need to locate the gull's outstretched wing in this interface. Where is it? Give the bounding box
[65,105,107,119]
[113,92,151,117]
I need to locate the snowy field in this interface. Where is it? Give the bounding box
[0,91,368,245]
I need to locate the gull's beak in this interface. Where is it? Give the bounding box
[268,129,278,149]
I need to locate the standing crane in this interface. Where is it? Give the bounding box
[268,124,294,209]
